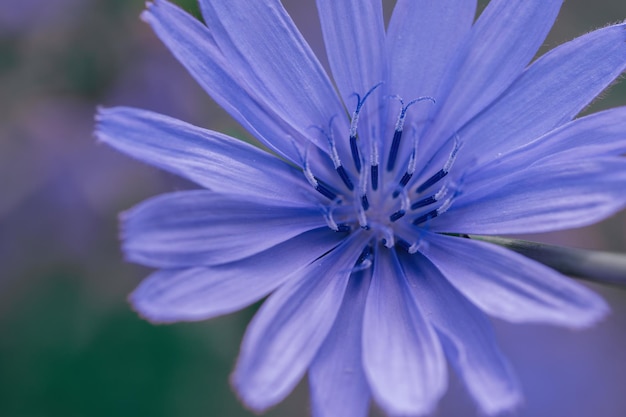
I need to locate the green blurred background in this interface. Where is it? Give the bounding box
[1,1,626,416]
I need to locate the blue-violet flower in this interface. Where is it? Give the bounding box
[95,1,626,416]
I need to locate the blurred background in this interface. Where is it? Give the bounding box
[1,0,626,416]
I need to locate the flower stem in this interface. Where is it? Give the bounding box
[468,235,626,287]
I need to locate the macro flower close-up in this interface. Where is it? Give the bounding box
[95,1,626,416]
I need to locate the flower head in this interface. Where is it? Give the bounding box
[95,1,626,416]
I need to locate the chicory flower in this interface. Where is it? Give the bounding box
[96,1,626,416]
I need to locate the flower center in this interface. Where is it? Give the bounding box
[301,86,463,252]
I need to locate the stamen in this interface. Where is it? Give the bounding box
[336,166,354,190]
[350,137,361,173]
[359,165,369,210]
[386,96,435,172]
[387,130,403,173]
[436,195,454,217]
[350,83,383,172]
[411,195,436,210]
[311,122,355,191]
[412,192,455,226]
[416,136,461,193]
[392,132,418,197]
[316,180,339,200]
[412,209,439,225]
[389,210,405,222]
[411,185,447,210]
[361,195,370,211]
[303,150,339,200]
[415,170,446,194]
[370,165,379,191]
[390,189,410,222]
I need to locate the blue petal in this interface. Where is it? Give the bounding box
[129,228,344,323]
[478,107,626,171]
[400,252,522,415]
[122,191,326,268]
[386,0,475,165]
[195,0,347,160]
[387,0,475,103]
[457,22,626,166]
[362,247,446,416]
[422,0,562,157]
[434,158,626,234]
[142,0,339,163]
[95,107,312,204]
[231,234,367,412]
[316,0,385,108]
[420,234,609,328]
[309,270,371,417]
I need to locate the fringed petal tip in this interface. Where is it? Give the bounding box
[140,0,173,25]
[229,333,306,414]
[128,278,217,325]
[419,234,612,330]
[93,106,110,144]
[139,3,153,24]
[128,289,178,325]
[570,296,611,329]
[482,393,524,417]
[228,372,274,415]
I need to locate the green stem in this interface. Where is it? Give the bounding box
[468,235,626,287]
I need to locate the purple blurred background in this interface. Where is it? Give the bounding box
[1,1,625,416]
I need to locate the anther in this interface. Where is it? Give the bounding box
[416,136,460,193]
[411,185,447,210]
[412,193,455,226]
[370,139,380,191]
[410,195,437,210]
[412,209,439,225]
[371,165,379,191]
[336,166,354,190]
[316,180,339,200]
[387,96,435,172]
[389,210,406,222]
[358,159,369,210]
[350,137,361,173]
